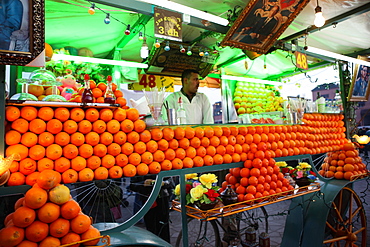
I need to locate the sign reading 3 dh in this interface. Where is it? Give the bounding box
[154,7,182,42]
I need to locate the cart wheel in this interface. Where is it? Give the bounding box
[323,187,367,246]
[175,217,221,247]
[237,206,269,234]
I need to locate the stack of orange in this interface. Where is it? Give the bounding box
[301,113,347,155]
[0,170,100,247]
[5,107,349,187]
[319,142,369,180]
[220,147,295,202]
[5,106,145,185]
[69,80,128,108]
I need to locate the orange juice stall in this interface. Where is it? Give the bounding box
[0,72,368,247]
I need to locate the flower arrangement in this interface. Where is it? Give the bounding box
[278,162,317,182]
[174,173,221,206]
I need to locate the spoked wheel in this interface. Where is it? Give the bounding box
[237,206,268,234]
[324,187,367,246]
[175,217,221,247]
[67,178,140,231]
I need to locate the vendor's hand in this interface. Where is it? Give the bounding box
[144,179,154,186]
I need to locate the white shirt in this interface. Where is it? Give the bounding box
[162,91,214,124]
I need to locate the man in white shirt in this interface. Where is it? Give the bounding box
[162,69,214,124]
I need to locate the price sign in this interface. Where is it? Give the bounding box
[128,74,174,92]
[295,51,308,70]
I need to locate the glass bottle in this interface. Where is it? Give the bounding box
[81,74,94,103]
[334,90,342,112]
[284,173,296,187]
[104,75,116,104]
[176,97,186,125]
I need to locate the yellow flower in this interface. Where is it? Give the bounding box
[298,162,311,169]
[190,185,207,202]
[185,173,198,180]
[199,173,218,189]
[275,161,288,167]
[174,184,180,196]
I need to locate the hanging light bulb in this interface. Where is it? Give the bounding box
[164,41,170,51]
[204,50,209,56]
[140,38,149,59]
[138,32,144,41]
[88,3,95,15]
[179,45,186,53]
[187,46,192,56]
[104,13,110,24]
[314,0,325,27]
[154,39,161,48]
[125,24,131,35]
[199,48,204,57]
[212,46,218,54]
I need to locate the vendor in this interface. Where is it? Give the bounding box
[162,69,214,124]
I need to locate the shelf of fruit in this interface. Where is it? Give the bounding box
[172,182,321,221]
[6,100,121,109]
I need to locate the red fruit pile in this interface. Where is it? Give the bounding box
[221,150,295,203]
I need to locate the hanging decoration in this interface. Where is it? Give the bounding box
[125,24,131,35]
[199,48,204,57]
[88,3,95,15]
[164,41,171,51]
[104,13,110,24]
[180,45,186,53]
[154,39,161,48]
[187,46,192,56]
[138,32,144,41]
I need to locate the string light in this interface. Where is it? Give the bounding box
[180,45,186,53]
[199,48,204,57]
[154,39,161,48]
[104,13,110,24]
[88,3,95,15]
[138,32,144,41]
[187,46,192,56]
[164,41,170,51]
[204,50,209,56]
[125,24,131,35]
[212,46,218,54]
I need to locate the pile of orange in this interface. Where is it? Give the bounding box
[5,105,144,185]
[69,80,128,108]
[319,142,369,180]
[5,107,349,187]
[221,153,295,202]
[0,170,100,247]
[301,113,347,154]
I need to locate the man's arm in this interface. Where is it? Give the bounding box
[202,95,214,124]
[1,0,23,37]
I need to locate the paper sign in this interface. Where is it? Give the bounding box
[128,74,174,92]
[295,51,308,70]
[154,7,182,42]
